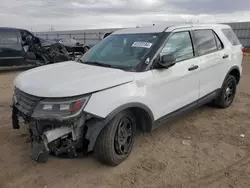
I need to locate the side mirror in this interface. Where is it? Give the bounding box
[158,54,176,68]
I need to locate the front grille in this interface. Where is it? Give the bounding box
[14,87,42,116]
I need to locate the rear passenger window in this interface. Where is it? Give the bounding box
[0,30,18,44]
[222,28,240,46]
[160,31,194,62]
[194,30,217,56]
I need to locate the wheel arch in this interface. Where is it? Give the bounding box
[106,103,154,132]
[85,103,154,152]
[223,66,241,86]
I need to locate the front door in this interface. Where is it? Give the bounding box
[150,30,200,120]
[0,29,24,68]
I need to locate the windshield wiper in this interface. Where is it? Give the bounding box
[78,59,134,71]
[81,61,113,68]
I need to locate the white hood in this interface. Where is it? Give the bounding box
[14,61,134,97]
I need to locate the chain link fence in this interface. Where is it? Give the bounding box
[35,28,119,47]
[227,22,250,48]
[35,22,250,48]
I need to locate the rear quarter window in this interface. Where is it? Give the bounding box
[0,30,18,44]
[222,28,241,46]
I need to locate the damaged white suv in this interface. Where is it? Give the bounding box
[12,24,243,165]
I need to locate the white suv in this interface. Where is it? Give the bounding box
[12,23,243,165]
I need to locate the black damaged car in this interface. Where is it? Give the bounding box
[0,27,88,70]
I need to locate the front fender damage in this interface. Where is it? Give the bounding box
[85,118,107,152]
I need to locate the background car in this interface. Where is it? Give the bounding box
[45,37,90,58]
[0,27,70,70]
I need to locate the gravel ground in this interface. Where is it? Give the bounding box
[0,58,250,188]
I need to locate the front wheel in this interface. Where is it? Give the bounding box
[213,75,237,108]
[94,110,136,166]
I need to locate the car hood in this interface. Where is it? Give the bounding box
[14,61,134,98]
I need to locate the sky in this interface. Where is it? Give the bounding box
[0,0,250,32]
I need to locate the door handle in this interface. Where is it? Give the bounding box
[222,54,229,59]
[188,65,199,71]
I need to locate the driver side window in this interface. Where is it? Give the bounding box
[160,31,194,62]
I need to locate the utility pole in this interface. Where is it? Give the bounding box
[50,26,55,31]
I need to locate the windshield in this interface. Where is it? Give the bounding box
[79,33,161,70]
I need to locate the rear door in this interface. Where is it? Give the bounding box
[193,29,227,98]
[0,29,24,67]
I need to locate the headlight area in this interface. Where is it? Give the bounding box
[32,95,90,121]
[13,95,94,163]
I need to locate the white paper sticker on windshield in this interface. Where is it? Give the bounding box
[132,42,153,48]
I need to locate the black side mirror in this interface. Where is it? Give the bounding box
[157,54,176,68]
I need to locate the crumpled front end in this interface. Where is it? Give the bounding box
[26,116,87,163]
[11,87,103,163]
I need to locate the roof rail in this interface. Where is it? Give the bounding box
[170,26,193,32]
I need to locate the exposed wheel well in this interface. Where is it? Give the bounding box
[129,107,153,132]
[229,68,240,85]
[85,106,153,152]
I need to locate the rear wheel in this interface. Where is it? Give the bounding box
[94,110,136,166]
[213,75,237,108]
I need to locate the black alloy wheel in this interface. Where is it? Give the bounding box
[94,110,136,166]
[213,75,237,108]
[224,77,236,104]
[114,117,133,155]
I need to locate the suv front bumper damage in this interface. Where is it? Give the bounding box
[11,103,106,163]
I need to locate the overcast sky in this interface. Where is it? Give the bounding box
[1,0,250,31]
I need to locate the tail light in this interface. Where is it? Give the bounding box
[242,47,245,53]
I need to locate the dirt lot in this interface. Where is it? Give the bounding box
[1,58,250,188]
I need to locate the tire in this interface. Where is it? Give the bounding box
[213,75,237,108]
[37,152,49,163]
[94,110,136,166]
